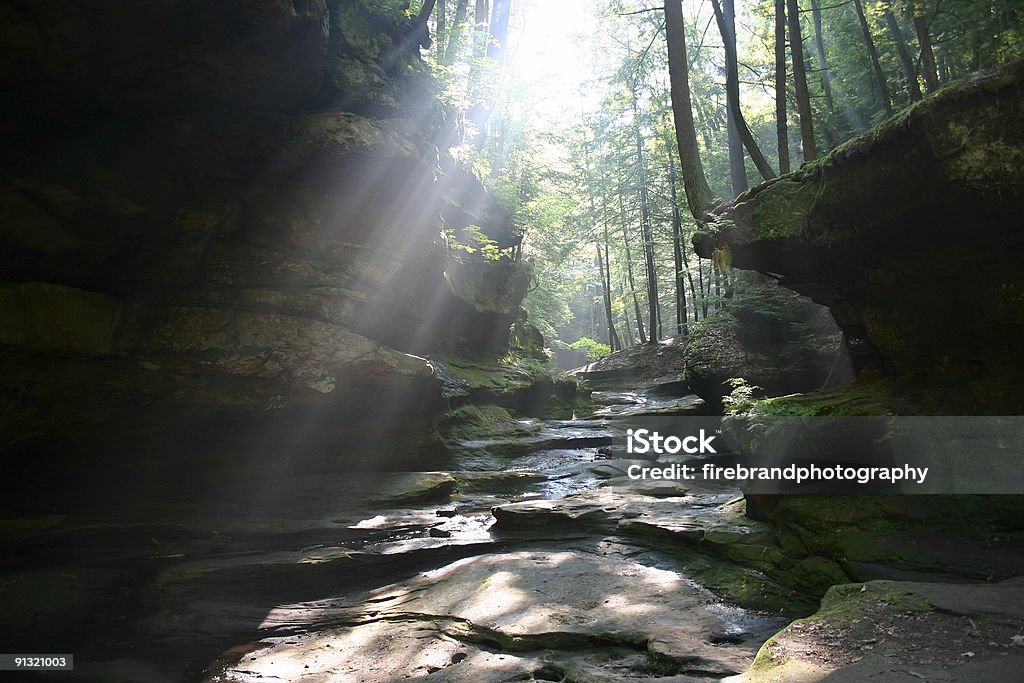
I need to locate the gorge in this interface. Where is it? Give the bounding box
[2,1,1024,682]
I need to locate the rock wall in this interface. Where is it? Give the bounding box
[694,61,1024,412]
[0,0,530,466]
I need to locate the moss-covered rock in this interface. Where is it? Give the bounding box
[325,0,436,116]
[439,404,539,443]
[695,60,1024,410]
[508,319,548,361]
[737,578,1024,682]
[682,279,841,411]
[431,356,582,417]
[0,0,538,469]
[571,336,690,389]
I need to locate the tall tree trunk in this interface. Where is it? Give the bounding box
[712,0,776,184]
[809,0,835,117]
[584,142,620,352]
[907,0,939,93]
[467,0,489,120]
[808,0,840,148]
[787,0,817,162]
[723,12,746,194]
[656,296,664,344]
[631,88,660,344]
[883,4,923,101]
[722,0,746,194]
[442,0,470,66]
[681,237,699,323]
[852,0,895,116]
[436,0,446,59]
[620,281,635,348]
[413,0,439,49]
[774,0,791,174]
[664,0,716,220]
[603,228,621,350]
[618,192,647,345]
[467,0,510,144]
[595,243,618,350]
[487,0,511,62]
[713,262,722,311]
[698,258,708,319]
[668,153,689,336]
[473,0,489,58]
[726,108,746,195]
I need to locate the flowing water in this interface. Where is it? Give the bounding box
[4,386,789,682]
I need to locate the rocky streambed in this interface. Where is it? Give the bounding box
[4,383,1024,682]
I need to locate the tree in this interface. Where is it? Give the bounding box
[787,0,818,162]
[853,0,895,116]
[467,0,511,143]
[583,138,621,351]
[667,147,689,335]
[619,190,648,344]
[473,0,489,59]
[882,2,923,102]
[436,0,446,60]
[664,0,716,221]
[711,0,776,184]
[718,0,747,195]
[808,0,835,119]
[631,85,661,342]
[775,0,792,174]
[907,0,939,93]
[442,0,471,66]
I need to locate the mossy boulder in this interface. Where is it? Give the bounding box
[695,61,1024,410]
[431,356,582,417]
[439,404,539,443]
[738,578,1024,682]
[683,280,841,411]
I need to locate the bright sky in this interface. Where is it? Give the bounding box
[501,0,774,143]
[505,0,603,125]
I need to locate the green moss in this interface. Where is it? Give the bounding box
[675,553,818,615]
[746,382,903,417]
[433,356,544,394]
[378,472,458,505]
[440,404,538,442]
[508,320,547,360]
[743,580,936,681]
[749,178,818,240]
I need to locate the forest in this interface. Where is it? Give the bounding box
[418,0,1022,361]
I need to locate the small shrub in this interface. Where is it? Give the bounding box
[568,337,612,360]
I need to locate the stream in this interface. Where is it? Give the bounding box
[6,386,790,682]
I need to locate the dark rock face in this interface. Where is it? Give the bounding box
[683,282,842,411]
[694,61,1024,410]
[569,281,840,410]
[1,1,332,117]
[0,1,531,464]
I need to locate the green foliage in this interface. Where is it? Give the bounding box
[568,337,613,359]
[444,225,501,261]
[419,0,1018,355]
[722,377,762,414]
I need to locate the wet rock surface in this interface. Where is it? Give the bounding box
[3,383,1023,682]
[0,388,789,682]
